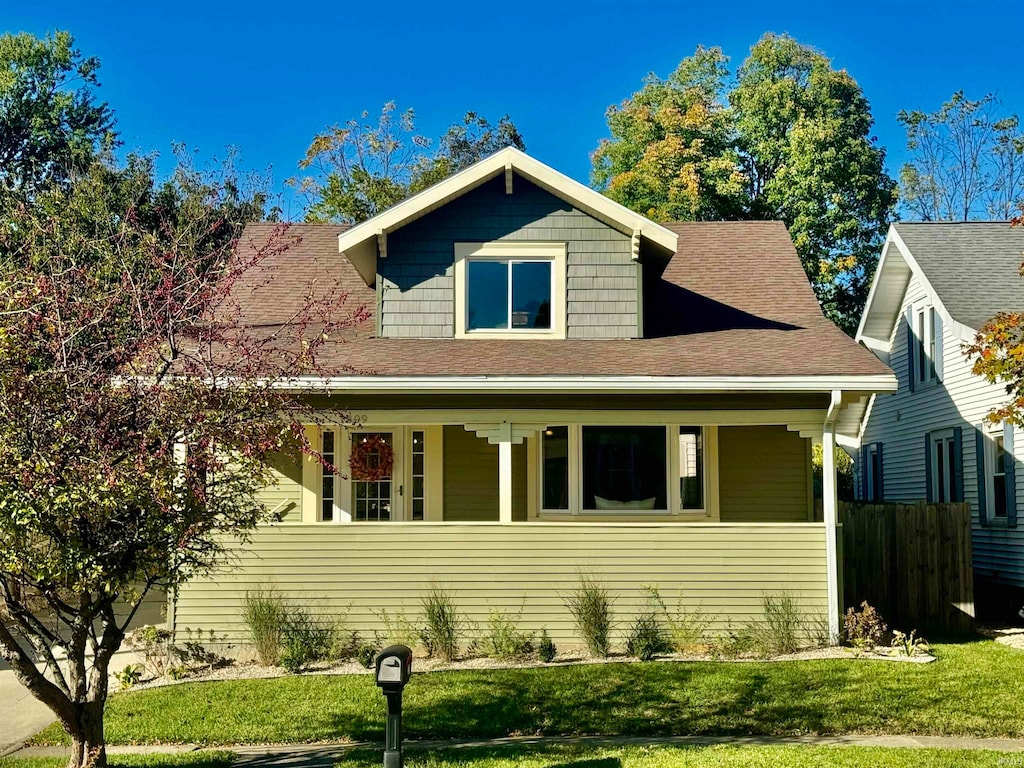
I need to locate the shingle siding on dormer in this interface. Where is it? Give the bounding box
[378,175,637,338]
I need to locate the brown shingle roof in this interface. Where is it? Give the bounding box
[232,221,890,379]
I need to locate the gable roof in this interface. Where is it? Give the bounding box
[896,222,1024,330]
[231,220,893,393]
[858,222,1024,345]
[335,147,679,284]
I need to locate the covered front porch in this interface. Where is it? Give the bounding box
[279,403,840,526]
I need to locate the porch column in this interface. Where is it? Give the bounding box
[498,437,513,524]
[823,392,842,643]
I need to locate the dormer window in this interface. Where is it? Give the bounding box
[454,242,566,338]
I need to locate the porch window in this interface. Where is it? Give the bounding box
[679,427,704,510]
[582,426,667,511]
[467,260,552,331]
[411,430,425,521]
[321,431,335,522]
[542,426,569,510]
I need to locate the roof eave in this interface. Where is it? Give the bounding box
[336,147,679,267]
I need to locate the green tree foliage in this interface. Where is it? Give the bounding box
[898,91,1024,221]
[0,30,116,192]
[592,34,897,334]
[0,156,355,768]
[292,101,525,223]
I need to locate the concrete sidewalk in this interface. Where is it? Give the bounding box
[11,734,1024,767]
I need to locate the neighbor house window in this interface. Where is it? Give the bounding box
[864,443,884,502]
[454,242,566,338]
[913,306,940,385]
[928,428,961,503]
[582,426,667,511]
[992,434,1008,519]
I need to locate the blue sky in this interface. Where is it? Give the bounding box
[7,0,1023,219]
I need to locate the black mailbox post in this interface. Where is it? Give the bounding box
[375,645,412,768]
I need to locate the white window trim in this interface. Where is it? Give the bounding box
[986,424,1012,525]
[454,241,567,339]
[914,304,937,385]
[538,424,717,518]
[930,427,955,503]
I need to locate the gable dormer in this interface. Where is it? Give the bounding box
[336,148,677,340]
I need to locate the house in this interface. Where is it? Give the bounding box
[855,222,1024,616]
[170,148,896,647]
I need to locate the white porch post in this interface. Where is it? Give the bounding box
[823,391,842,643]
[497,422,513,523]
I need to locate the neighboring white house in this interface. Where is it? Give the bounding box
[856,222,1024,599]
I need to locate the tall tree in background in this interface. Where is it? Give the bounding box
[292,102,525,223]
[592,34,897,334]
[591,47,746,221]
[898,91,1024,221]
[0,30,116,192]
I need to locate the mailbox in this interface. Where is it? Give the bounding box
[374,644,412,768]
[375,644,412,689]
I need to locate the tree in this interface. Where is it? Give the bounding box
[591,34,897,334]
[591,47,746,222]
[292,101,525,223]
[0,30,116,192]
[898,91,1024,221]
[0,156,363,768]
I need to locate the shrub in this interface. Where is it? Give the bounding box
[709,621,755,659]
[376,607,421,651]
[124,625,175,677]
[481,608,534,660]
[178,628,228,673]
[752,592,803,656]
[643,586,711,653]
[564,573,614,657]
[625,611,671,661]
[115,664,143,689]
[421,584,464,662]
[356,641,378,669]
[537,628,557,663]
[279,608,334,673]
[242,588,288,666]
[166,665,189,681]
[844,601,887,651]
[891,629,929,657]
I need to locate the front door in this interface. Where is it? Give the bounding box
[350,431,402,521]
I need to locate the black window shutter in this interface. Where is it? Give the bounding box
[876,442,884,501]
[953,427,964,502]
[906,306,916,393]
[859,445,868,501]
[924,431,934,503]
[976,426,989,526]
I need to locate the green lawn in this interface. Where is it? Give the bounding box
[31,639,1024,746]
[0,754,233,768]
[338,744,1024,768]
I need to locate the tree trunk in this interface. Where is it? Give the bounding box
[66,701,106,768]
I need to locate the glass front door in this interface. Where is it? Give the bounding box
[351,432,395,521]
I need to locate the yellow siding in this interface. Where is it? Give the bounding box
[718,426,811,522]
[174,523,828,648]
[442,427,527,521]
[258,449,303,523]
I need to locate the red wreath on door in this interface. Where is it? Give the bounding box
[349,435,394,482]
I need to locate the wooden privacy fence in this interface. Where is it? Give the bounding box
[838,501,974,635]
